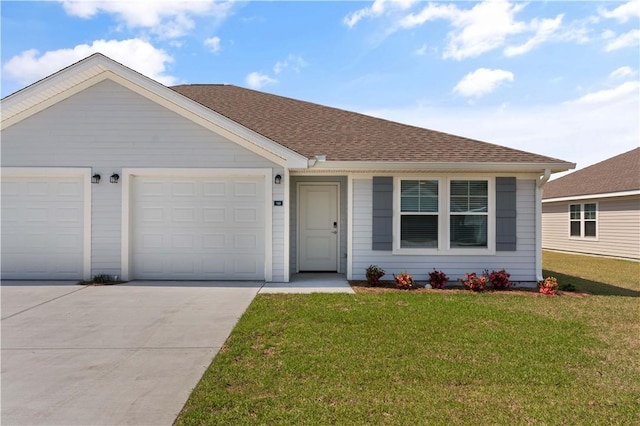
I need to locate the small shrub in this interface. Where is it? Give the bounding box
[365,265,385,286]
[559,282,577,292]
[92,274,112,283]
[486,269,512,290]
[539,276,559,295]
[393,271,416,290]
[459,272,488,292]
[428,269,449,289]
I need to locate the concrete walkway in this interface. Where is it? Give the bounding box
[260,273,355,294]
[1,281,261,426]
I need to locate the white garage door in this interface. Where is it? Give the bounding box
[131,176,265,280]
[1,175,86,279]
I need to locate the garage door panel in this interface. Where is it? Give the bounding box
[1,175,85,280]
[132,176,265,280]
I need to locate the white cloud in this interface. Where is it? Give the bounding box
[344,0,417,28]
[2,39,176,86]
[415,44,427,55]
[609,66,636,80]
[605,29,640,51]
[570,81,640,105]
[273,54,308,74]
[504,14,564,56]
[204,36,221,53]
[399,0,529,60]
[60,0,234,38]
[246,71,277,89]
[599,0,640,23]
[453,68,514,98]
[360,83,639,176]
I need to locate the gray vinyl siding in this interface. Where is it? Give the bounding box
[289,176,348,274]
[352,177,538,283]
[1,79,285,280]
[542,195,640,260]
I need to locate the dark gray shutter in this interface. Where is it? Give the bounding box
[372,177,393,250]
[496,177,517,251]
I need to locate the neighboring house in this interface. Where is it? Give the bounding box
[1,53,574,283]
[542,148,640,261]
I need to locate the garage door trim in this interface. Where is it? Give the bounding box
[121,168,273,281]
[1,167,92,280]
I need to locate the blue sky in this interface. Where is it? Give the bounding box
[2,1,638,177]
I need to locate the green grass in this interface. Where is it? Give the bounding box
[543,250,640,296]
[176,253,640,425]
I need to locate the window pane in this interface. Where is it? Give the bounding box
[401,197,419,212]
[450,181,468,196]
[469,196,488,212]
[469,181,488,196]
[401,180,420,196]
[420,196,438,212]
[450,196,468,212]
[419,180,438,197]
[585,221,596,237]
[450,215,487,248]
[584,203,596,220]
[570,221,581,236]
[570,204,581,220]
[450,180,488,213]
[401,215,438,248]
[401,180,438,213]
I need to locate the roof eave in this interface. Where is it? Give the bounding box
[293,161,576,174]
[543,189,640,203]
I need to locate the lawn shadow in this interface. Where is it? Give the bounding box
[543,270,640,297]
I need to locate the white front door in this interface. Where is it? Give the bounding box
[298,183,338,271]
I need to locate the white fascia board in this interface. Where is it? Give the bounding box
[1,54,309,169]
[293,161,576,174]
[542,189,640,203]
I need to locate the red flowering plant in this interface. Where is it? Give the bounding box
[365,265,385,287]
[539,276,559,296]
[393,271,416,290]
[428,269,449,289]
[486,269,513,290]
[459,272,488,292]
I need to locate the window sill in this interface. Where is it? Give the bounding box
[392,247,496,256]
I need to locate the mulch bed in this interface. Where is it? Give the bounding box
[349,281,588,297]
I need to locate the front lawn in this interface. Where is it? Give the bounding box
[176,253,640,425]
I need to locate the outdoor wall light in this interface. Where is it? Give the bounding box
[92,174,101,184]
[274,174,282,184]
[110,173,120,184]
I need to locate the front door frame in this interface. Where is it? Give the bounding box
[296,182,340,273]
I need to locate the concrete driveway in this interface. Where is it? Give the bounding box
[1,281,261,425]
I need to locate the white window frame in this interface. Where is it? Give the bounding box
[393,176,495,255]
[568,202,598,240]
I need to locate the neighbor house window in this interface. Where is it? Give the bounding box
[570,204,581,236]
[450,180,488,248]
[400,180,438,248]
[570,203,597,238]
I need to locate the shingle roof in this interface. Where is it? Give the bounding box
[171,84,568,165]
[543,148,640,199]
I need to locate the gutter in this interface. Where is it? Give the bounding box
[535,169,551,282]
[299,161,575,174]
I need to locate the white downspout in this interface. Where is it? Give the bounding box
[535,169,551,281]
